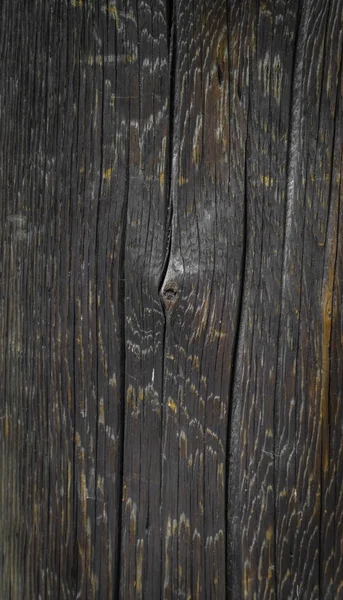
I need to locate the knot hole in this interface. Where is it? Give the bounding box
[161,281,179,307]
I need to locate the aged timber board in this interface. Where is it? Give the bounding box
[0,0,342,599]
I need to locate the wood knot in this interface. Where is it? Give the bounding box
[161,281,179,308]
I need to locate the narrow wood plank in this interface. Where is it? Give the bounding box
[228,0,343,598]
[274,0,343,597]
[228,1,304,597]
[119,0,170,598]
[0,1,136,596]
[160,0,244,597]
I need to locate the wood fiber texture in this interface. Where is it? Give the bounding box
[0,0,342,598]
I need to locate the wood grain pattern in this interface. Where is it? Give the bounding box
[228,0,303,597]
[160,0,244,597]
[0,0,342,598]
[120,0,170,597]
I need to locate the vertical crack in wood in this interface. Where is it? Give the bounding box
[328,93,342,594]
[317,7,337,597]
[226,94,250,600]
[158,0,176,592]
[94,2,107,590]
[158,1,176,306]
[224,3,231,597]
[116,96,131,600]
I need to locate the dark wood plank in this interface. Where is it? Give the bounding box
[274,0,343,597]
[160,0,244,597]
[119,1,170,598]
[228,0,303,597]
[228,0,343,598]
[0,1,167,597]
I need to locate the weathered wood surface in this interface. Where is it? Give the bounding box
[0,0,342,598]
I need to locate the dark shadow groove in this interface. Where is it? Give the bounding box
[158,5,176,300]
[94,1,107,592]
[224,1,231,597]
[115,95,131,600]
[158,1,176,595]
[226,93,250,600]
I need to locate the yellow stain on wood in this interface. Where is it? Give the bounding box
[125,54,137,64]
[193,144,201,167]
[161,136,167,166]
[179,513,190,540]
[196,569,201,599]
[217,462,224,491]
[178,175,188,186]
[243,564,255,599]
[107,4,118,25]
[109,373,117,388]
[65,460,72,545]
[201,375,207,389]
[273,56,282,104]
[180,430,187,457]
[321,286,333,475]
[72,0,82,6]
[103,168,112,181]
[122,482,128,503]
[193,355,200,370]
[320,212,337,477]
[168,398,177,414]
[126,498,137,539]
[127,385,141,417]
[164,516,172,592]
[99,397,105,425]
[189,383,199,396]
[260,526,274,582]
[210,328,227,342]
[194,287,211,339]
[97,475,104,494]
[260,175,274,187]
[135,539,144,597]
[193,114,203,167]
[4,415,8,437]
[159,171,165,188]
[81,471,87,528]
